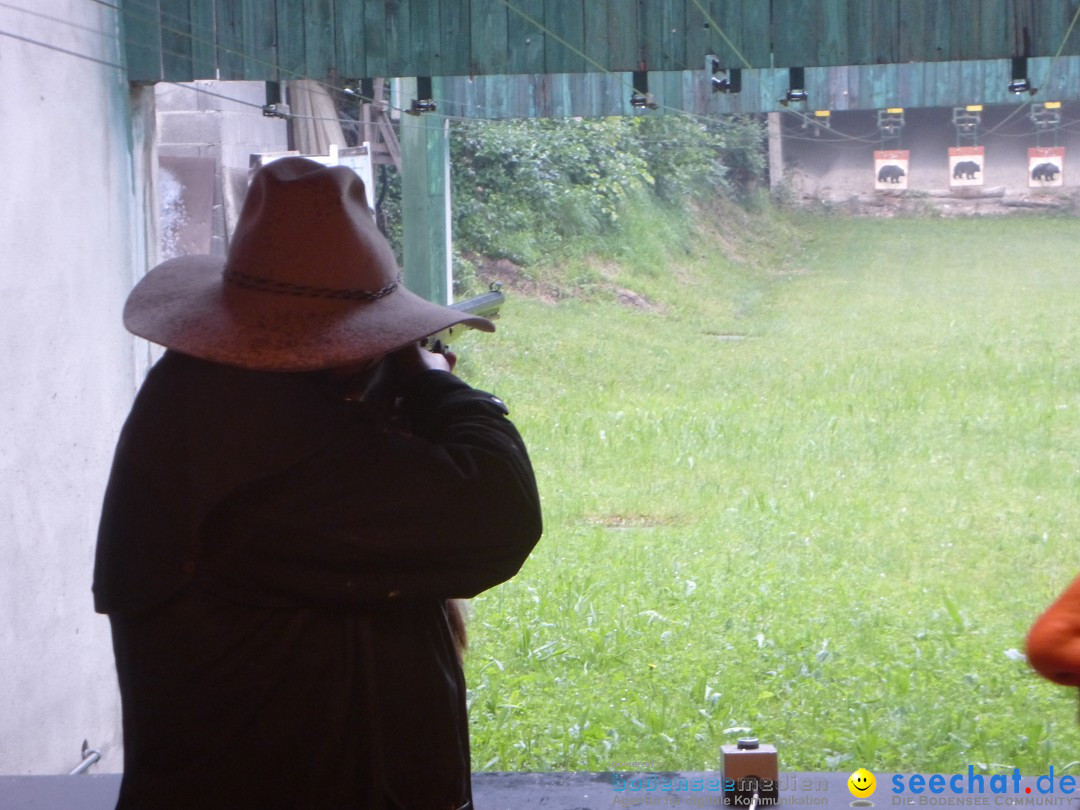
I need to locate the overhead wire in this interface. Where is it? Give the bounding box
[0,0,119,41]
[21,0,1074,152]
[0,26,124,70]
[0,0,123,70]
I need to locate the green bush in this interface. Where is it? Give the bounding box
[449,114,766,265]
[375,113,767,270]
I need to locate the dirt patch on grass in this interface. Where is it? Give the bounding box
[582,513,684,529]
[464,251,664,312]
[465,253,563,304]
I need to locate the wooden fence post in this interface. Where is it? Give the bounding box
[400,77,451,305]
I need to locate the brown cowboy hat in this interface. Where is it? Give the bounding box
[123,156,493,371]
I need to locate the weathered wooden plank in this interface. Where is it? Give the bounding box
[123,0,165,81]
[215,0,246,80]
[1037,53,1067,98]
[640,0,684,70]
[682,0,708,69]
[1057,52,1080,95]
[1062,0,1080,55]
[534,73,554,116]
[918,60,942,108]
[863,70,888,111]
[975,0,1010,60]
[773,0,823,68]
[690,0,761,70]
[563,71,586,116]
[275,0,307,78]
[438,0,471,77]
[582,0,610,70]
[821,0,848,67]
[899,0,948,63]
[606,0,641,71]
[658,68,684,110]
[384,0,414,78]
[952,62,973,106]
[544,0,585,73]
[242,2,277,80]
[872,1,901,66]
[545,73,568,116]
[894,62,914,107]
[976,59,997,103]
[617,71,639,115]
[188,0,218,78]
[335,0,365,77]
[804,65,831,108]
[829,64,853,111]
[843,0,870,65]
[767,68,791,111]
[1032,0,1080,57]
[507,0,546,74]
[302,0,334,80]
[664,0,688,70]
[409,0,440,77]
[362,1,387,77]
[470,72,503,118]
[159,0,194,82]
[956,58,978,104]
[400,85,450,304]
[470,0,509,74]
[640,0,664,69]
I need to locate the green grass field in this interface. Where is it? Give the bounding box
[455,209,1080,776]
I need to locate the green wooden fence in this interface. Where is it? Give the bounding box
[124,0,1080,85]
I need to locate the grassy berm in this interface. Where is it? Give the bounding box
[452,202,1080,776]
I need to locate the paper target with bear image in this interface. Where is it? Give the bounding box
[874,150,909,190]
[948,146,984,187]
[1028,146,1065,188]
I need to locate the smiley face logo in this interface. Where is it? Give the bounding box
[848,768,876,798]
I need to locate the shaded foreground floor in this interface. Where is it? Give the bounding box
[2,771,1074,808]
[0,771,817,809]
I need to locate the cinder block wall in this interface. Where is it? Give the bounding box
[155,82,288,257]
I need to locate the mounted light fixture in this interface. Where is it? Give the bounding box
[780,67,807,105]
[408,76,437,114]
[630,70,659,109]
[262,80,291,118]
[708,58,741,94]
[1009,57,1037,95]
[344,78,375,102]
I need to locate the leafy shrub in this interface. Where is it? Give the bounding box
[450,114,765,264]
[377,113,767,268]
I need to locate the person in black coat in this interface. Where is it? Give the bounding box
[94,157,543,809]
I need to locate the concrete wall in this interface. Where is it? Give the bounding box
[156,81,288,258]
[0,0,153,774]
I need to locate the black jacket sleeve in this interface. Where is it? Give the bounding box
[198,370,543,605]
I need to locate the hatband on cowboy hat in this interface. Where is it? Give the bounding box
[123,156,494,371]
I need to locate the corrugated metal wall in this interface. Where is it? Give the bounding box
[124,0,1080,83]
